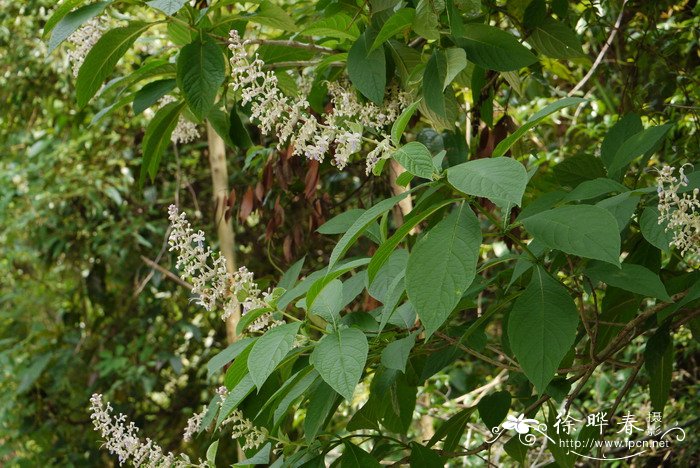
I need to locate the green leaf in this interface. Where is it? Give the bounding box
[554,153,607,187]
[528,19,586,59]
[132,79,176,115]
[207,108,235,148]
[310,327,368,401]
[279,256,306,290]
[586,262,671,302]
[248,322,301,389]
[177,38,226,120]
[348,29,386,104]
[44,0,86,38]
[309,279,344,327]
[391,100,421,146]
[327,191,411,272]
[640,207,673,253]
[381,332,417,373]
[371,8,415,51]
[508,267,579,393]
[235,442,272,466]
[595,193,640,232]
[217,375,255,426]
[206,440,219,464]
[606,125,671,177]
[477,391,511,430]
[236,307,273,335]
[301,13,360,41]
[140,100,185,185]
[48,1,109,53]
[521,205,621,266]
[421,48,466,117]
[406,204,481,337]
[206,337,255,379]
[251,0,299,32]
[146,0,187,15]
[304,382,339,442]
[428,407,475,451]
[447,157,528,207]
[76,21,153,107]
[600,114,643,169]
[272,369,319,426]
[17,354,52,394]
[137,100,182,155]
[562,178,628,202]
[414,0,441,40]
[493,97,586,157]
[367,198,458,284]
[644,328,673,413]
[409,442,444,467]
[340,442,382,467]
[392,142,435,179]
[457,24,537,71]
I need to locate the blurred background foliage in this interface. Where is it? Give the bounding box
[1,0,698,465]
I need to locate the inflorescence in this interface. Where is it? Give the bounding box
[656,165,699,259]
[228,30,411,174]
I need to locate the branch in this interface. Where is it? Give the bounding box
[140,256,191,290]
[244,38,335,54]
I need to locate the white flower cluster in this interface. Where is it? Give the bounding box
[182,407,206,442]
[228,31,411,172]
[168,205,269,324]
[159,95,200,144]
[89,394,196,467]
[213,387,268,450]
[656,165,699,258]
[222,409,269,450]
[67,17,106,77]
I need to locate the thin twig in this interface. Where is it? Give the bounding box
[568,0,627,96]
[140,256,192,290]
[244,38,335,54]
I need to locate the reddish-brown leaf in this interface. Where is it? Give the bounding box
[239,186,254,222]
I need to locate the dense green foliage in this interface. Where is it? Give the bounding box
[1,0,699,466]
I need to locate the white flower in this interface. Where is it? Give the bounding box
[183,408,206,442]
[158,95,200,144]
[502,413,539,434]
[89,394,197,466]
[220,409,268,450]
[67,17,106,77]
[228,31,411,171]
[167,206,271,329]
[656,165,699,259]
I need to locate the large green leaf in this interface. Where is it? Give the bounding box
[606,125,671,177]
[248,322,301,389]
[600,113,643,169]
[409,442,444,467]
[76,21,153,107]
[391,100,421,146]
[562,178,628,202]
[48,1,109,53]
[392,142,435,179]
[300,13,360,41]
[140,100,185,184]
[427,407,476,451]
[340,442,381,467]
[406,204,481,337]
[585,262,671,302]
[146,0,187,15]
[477,390,511,430]
[327,191,411,272]
[528,19,586,59]
[508,267,579,393]
[414,0,441,40]
[251,0,299,32]
[310,327,368,401]
[132,78,176,115]
[347,29,386,104]
[644,328,673,413]
[44,0,86,38]
[177,38,226,120]
[457,24,537,71]
[367,198,458,283]
[521,205,621,266]
[206,337,255,379]
[309,279,344,327]
[447,157,528,206]
[381,332,417,373]
[640,207,673,253]
[371,8,416,51]
[303,382,339,442]
[493,97,586,157]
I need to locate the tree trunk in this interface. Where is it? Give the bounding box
[206,122,240,344]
